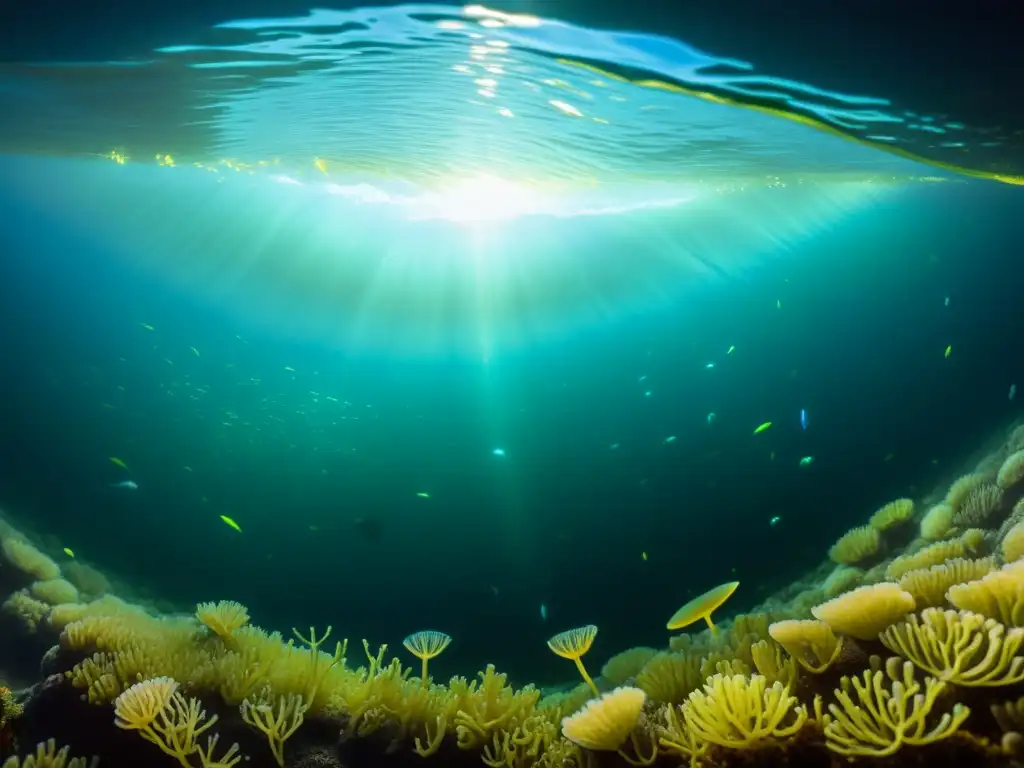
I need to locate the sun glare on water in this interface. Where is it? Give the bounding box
[415,175,540,223]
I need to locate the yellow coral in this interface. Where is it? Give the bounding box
[823,566,862,598]
[3,589,50,633]
[749,640,798,688]
[240,693,307,767]
[681,673,807,748]
[30,579,78,606]
[946,473,988,508]
[811,583,915,640]
[920,503,955,541]
[768,619,843,673]
[601,647,657,687]
[1003,521,1024,563]
[0,739,96,768]
[998,450,1024,490]
[885,532,986,581]
[634,652,702,705]
[403,630,452,687]
[1,538,60,581]
[560,686,645,751]
[196,601,250,639]
[828,526,880,566]
[947,560,1024,626]
[547,626,599,697]
[898,557,996,608]
[880,607,1024,686]
[954,483,1004,527]
[824,657,969,756]
[870,498,914,531]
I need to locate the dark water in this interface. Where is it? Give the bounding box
[0,0,1023,690]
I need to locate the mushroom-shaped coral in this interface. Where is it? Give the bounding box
[196,600,249,640]
[811,583,915,640]
[947,560,1024,626]
[548,625,600,696]
[828,526,880,566]
[402,630,452,687]
[666,581,738,635]
[561,686,645,751]
[768,619,843,673]
[870,498,914,531]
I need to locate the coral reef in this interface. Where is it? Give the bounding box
[3,421,1024,767]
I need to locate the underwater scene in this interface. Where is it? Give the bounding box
[1,1,1024,767]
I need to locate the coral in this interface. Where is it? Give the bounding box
[2,538,60,581]
[880,608,1024,686]
[946,473,989,509]
[768,619,843,673]
[114,677,241,768]
[885,531,986,580]
[998,449,1024,490]
[30,579,78,606]
[680,673,807,748]
[635,652,703,705]
[812,583,916,640]
[0,739,96,768]
[749,639,798,687]
[920,503,955,540]
[3,589,50,632]
[560,686,645,751]
[824,657,970,756]
[829,525,881,566]
[0,685,24,728]
[1004,520,1024,563]
[898,557,996,608]
[870,498,915,531]
[823,566,863,598]
[666,581,739,634]
[196,600,250,640]
[947,560,1024,626]
[601,647,657,686]
[63,561,111,598]
[402,630,452,686]
[240,693,308,767]
[547,626,600,696]
[953,483,1004,528]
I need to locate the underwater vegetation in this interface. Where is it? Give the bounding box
[5,424,1024,766]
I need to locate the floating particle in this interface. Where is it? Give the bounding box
[727,345,736,355]
[753,422,773,435]
[776,300,782,309]
[799,456,815,466]
[63,547,75,558]
[644,390,652,398]
[492,447,506,457]
[109,456,130,472]
[944,296,950,307]
[799,408,808,430]
[769,516,781,526]
[539,603,548,621]
[608,443,620,450]
[944,345,952,358]
[707,412,716,425]
[139,323,154,331]
[705,362,715,369]
[664,435,677,444]
[641,551,648,561]
[189,346,200,356]
[416,492,431,499]
[1010,383,1017,401]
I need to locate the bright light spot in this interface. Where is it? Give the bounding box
[417,175,538,222]
[550,100,583,118]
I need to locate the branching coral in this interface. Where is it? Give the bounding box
[240,693,308,767]
[824,657,970,756]
[196,601,250,640]
[880,608,1024,686]
[680,673,807,748]
[0,739,96,768]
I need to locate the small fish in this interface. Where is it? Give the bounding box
[776,299,782,309]
[109,456,130,472]
[183,466,193,473]
[416,492,431,499]
[189,346,200,356]
[770,451,776,461]
[608,443,620,450]
[308,525,319,532]
[220,515,242,532]
[707,412,716,425]
[769,516,781,526]
[490,585,500,597]
[944,345,952,358]
[944,296,950,307]
[492,447,506,457]
[799,456,815,466]
[110,480,138,490]
[638,375,647,383]
[644,390,652,398]
[1010,383,1017,401]
[314,157,329,175]
[140,323,154,331]
[284,366,296,372]
[727,345,735,355]
[63,547,75,558]
[664,435,677,444]
[539,603,548,621]
[799,408,808,430]
[704,362,715,369]
[753,421,773,435]
[641,551,648,561]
